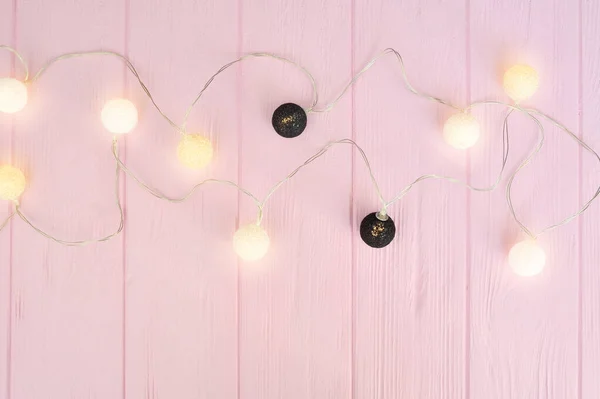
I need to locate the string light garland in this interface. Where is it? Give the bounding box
[0,46,598,274]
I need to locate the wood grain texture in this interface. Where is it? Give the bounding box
[582,0,600,397]
[469,0,579,398]
[238,1,352,398]
[0,1,15,395]
[0,0,599,398]
[353,1,468,398]
[125,0,238,398]
[9,1,125,398]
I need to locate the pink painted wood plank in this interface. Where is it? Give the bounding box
[469,1,579,398]
[352,1,468,398]
[125,1,239,398]
[0,2,16,395]
[8,1,126,398]
[582,1,600,397]
[2,1,600,398]
[238,1,352,398]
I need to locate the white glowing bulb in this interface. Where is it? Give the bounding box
[0,165,26,201]
[443,113,480,149]
[0,78,28,114]
[101,98,138,134]
[509,239,546,277]
[177,134,214,169]
[503,64,539,103]
[233,223,270,261]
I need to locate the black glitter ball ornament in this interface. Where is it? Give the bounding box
[360,212,396,248]
[272,103,307,138]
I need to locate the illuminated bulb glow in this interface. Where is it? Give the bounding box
[101,98,138,134]
[233,223,270,261]
[503,64,539,103]
[0,165,26,201]
[509,239,546,277]
[0,78,28,114]
[443,113,480,149]
[177,134,214,169]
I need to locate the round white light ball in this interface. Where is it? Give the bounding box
[177,134,214,169]
[0,78,28,114]
[233,223,270,261]
[508,239,546,277]
[0,165,26,201]
[503,64,540,103]
[101,98,138,134]
[443,113,481,149]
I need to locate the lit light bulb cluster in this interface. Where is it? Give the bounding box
[439,64,545,276]
[2,45,595,274]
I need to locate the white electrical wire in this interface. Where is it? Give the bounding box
[524,108,600,236]
[0,211,15,232]
[29,50,181,132]
[308,48,462,113]
[181,52,319,132]
[9,140,125,246]
[0,45,29,81]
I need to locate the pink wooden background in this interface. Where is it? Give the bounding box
[1,0,600,398]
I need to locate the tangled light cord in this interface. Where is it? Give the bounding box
[0,45,598,273]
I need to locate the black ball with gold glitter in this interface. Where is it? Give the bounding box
[360,212,396,248]
[272,103,307,138]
